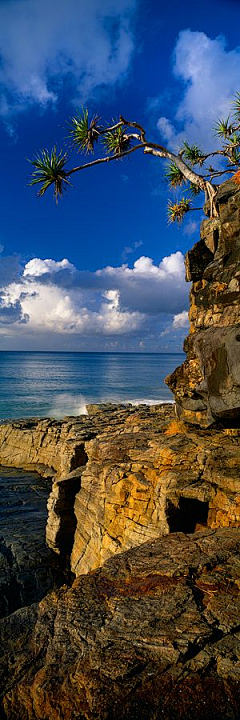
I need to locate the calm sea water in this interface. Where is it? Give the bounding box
[0,352,184,420]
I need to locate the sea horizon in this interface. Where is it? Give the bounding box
[0,350,184,354]
[0,350,183,421]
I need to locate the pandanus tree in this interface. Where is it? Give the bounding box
[29,94,240,222]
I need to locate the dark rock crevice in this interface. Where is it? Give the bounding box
[0,468,66,620]
[46,464,87,565]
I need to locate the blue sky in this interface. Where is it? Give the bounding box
[0,0,240,351]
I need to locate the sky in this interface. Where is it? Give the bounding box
[1,0,240,351]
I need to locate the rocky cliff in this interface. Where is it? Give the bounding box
[166,180,240,426]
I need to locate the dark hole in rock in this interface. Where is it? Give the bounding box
[167,497,209,534]
[236,335,240,342]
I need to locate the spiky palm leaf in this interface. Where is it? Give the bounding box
[190,182,201,196]
[165,162,186,188]
[167,197,192,224]
[182,141,205,167]
[232,91,240,119]
[224,132,240,163]
[29,146,69,203]
[69,107,101,153]
[103,126,132,156]
[214,116,232,139]
[225,132,240,146]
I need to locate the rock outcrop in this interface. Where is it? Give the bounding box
[1,528,240,719]
[166,180,240,426]
[0,405,239,578]
[71,406,240,576]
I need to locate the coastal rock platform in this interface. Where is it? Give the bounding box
[0,403,239,717]
[0,404,239,577]
[1,527,240,719]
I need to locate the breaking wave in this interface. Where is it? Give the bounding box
[49,394,174,419]
[49,394,88,418]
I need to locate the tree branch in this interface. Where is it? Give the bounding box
[143,144,207,191]
[66,143,146,176]
[119,117,146,142]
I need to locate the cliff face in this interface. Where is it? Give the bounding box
[166,180,240,426]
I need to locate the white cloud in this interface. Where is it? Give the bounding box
[0,292,28,325]
[173,310,189,329]
[157,116,176,144]
[0,0,136,119]
[8,278,143,336]
[23,257,75,277]
[0,250,189,349]
[157,30,240,150]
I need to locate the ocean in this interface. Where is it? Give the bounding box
[0,351,184,421]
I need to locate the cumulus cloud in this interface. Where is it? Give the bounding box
[20,250,188,316]
[8,278,143,335]
[0,292,28,325]
[0,250,189,349]
[157,30,240,150]
[0,254,29,326]
[0,0,136,120]
[173,310,189,329]
[23,257,75,277]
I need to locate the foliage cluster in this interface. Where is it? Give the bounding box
[29,94,240,221]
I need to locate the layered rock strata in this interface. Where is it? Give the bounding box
[1,528,240,719]
[166,180,240,426]
[0,405,239,578]
[71,407,240,576]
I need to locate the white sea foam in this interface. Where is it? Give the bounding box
[128,398,174,406]
[50,393,88,418]
[98,395,174,407]
[49,394,174,419]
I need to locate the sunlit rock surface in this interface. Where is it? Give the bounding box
[0,405,239,578]
[166,180,240,426]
